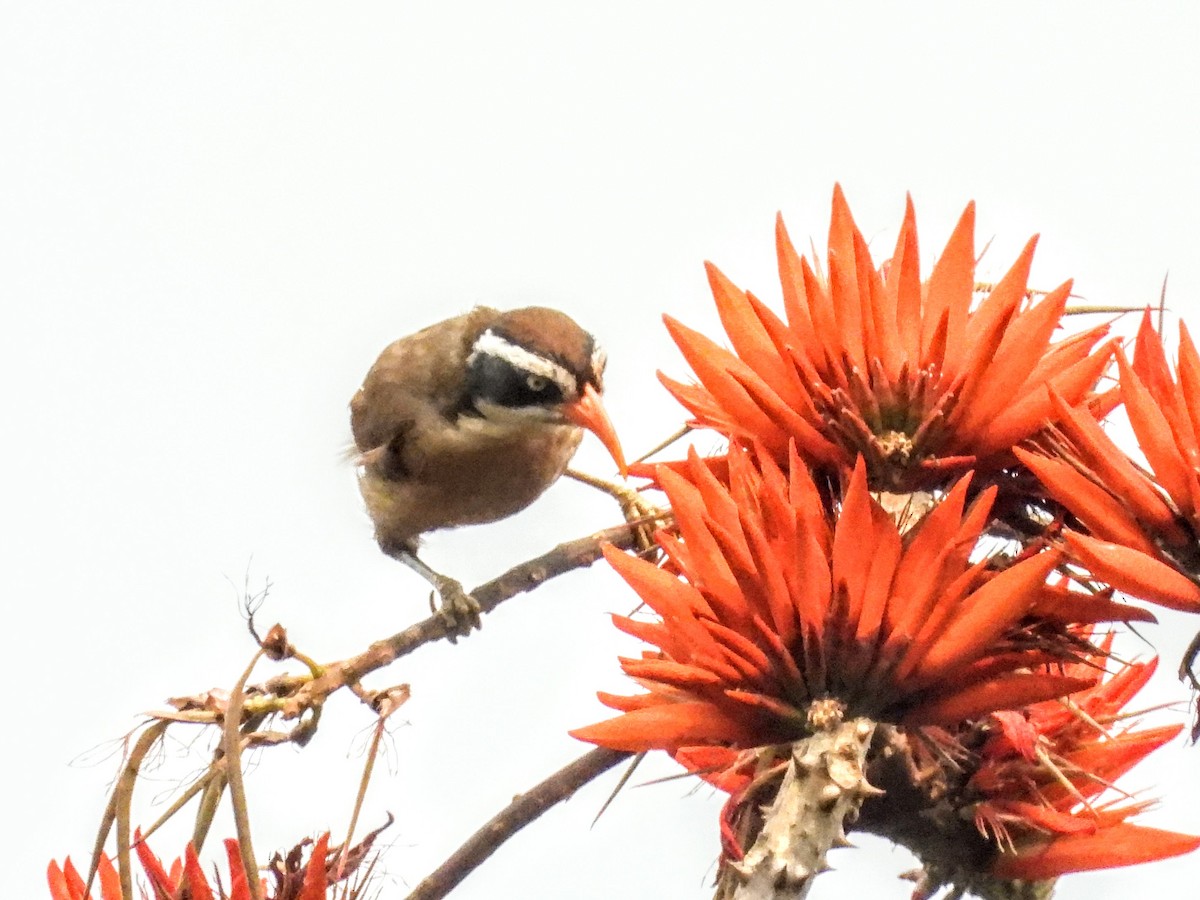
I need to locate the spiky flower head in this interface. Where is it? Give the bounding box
[47,833,362,900]
[573,446,1136,754]
[660,186,1116,492]
[586,193,1200,894]
[974,649,1200,881]
[1015,311,1200,616]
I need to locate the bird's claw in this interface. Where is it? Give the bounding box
[564,468,666,553]
[429,576,482,641]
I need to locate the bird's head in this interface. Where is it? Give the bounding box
[465,307,627,475]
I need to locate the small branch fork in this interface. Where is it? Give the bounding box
[156,519,647,737]
[279,519,647,722]
[86,518,654,898]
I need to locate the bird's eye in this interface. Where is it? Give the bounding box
[525,374,549,392]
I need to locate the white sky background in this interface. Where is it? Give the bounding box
[5,3,1200,897]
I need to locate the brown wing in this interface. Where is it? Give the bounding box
[349,306,497,454]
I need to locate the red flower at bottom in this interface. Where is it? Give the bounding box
[971,649,1199,879]
[48,833,333,900]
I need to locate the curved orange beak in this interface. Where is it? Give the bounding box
[564,383,628,476]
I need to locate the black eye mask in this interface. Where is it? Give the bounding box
[466,352,567,411]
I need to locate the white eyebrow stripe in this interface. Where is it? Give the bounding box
[468,330,579,396]
[591,344,607,383]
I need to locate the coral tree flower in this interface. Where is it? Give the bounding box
[572,447,1120,754]
[1016,310,1200,614]
[47,855,119,900]
[973,647,1200,879]
[48,833,333,900]
[1127,310,1200,530]
[658,186,1116,492]
[582,190,1200,888]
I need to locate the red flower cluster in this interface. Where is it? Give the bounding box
[660,186,1117,492]
[49,834,334,900]
[572,449,1120,751]
[1018,311,1200,614]
[974,648,1200,880]
[578,188,1200,887]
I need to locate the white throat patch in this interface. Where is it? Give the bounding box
[467,330,579,398]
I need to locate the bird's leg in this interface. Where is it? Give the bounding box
[563,426,687,546]
[393,548,482,638]
[564,469,666,553]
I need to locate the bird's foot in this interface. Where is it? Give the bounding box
[565,468,668,553]
[391,547,482,641]
[429,574,482,640]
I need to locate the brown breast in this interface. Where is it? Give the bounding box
[359,418,583,553]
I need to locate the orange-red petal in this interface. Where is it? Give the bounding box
[992,823,1200,880]
[903,673,1094,727]
[570,700,759,752]
[1064,532,1200,612]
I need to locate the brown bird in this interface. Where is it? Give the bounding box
[350,306,627,633]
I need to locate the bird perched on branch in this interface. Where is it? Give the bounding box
[350,306,627,634]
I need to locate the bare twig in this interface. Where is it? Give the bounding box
[339,685,411,882]
[224,648,268,900]
[193,756,230,851]
[632,424,693,464]
[404,747,632,900]
[86,721,169,900]
[143,761,223,842]
[82,517,650,900]
[278,521,645,721]
[116,521,646,860]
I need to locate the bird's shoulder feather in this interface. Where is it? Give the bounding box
[349,306,498,453]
